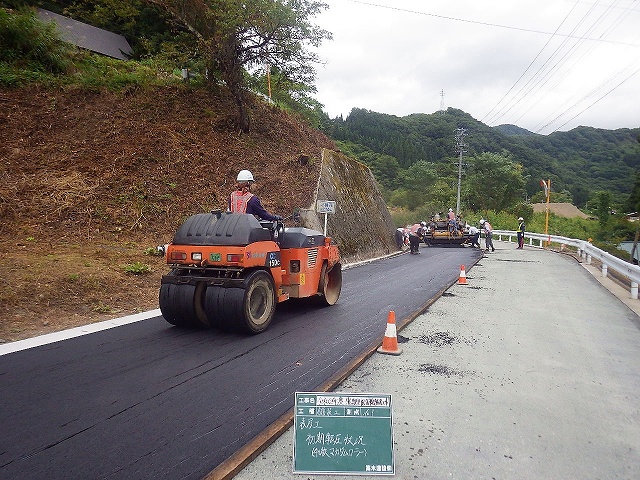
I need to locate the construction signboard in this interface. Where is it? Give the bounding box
[316,200,336,214]
[293,392,395,475]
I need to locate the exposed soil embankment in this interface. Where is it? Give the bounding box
[0,86,395,342]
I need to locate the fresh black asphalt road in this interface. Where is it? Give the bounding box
[0,246,481,480]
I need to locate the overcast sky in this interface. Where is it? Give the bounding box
[311,0,640,135]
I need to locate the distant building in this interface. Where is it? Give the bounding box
[36,9,132,60]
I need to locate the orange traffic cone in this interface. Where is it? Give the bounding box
[458,265,468,285]
[377,311,402,356]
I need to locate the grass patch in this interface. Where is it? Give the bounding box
[92,302,112,313]
[123,261,151,275]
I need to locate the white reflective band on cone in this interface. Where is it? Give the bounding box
[384,323,397,337]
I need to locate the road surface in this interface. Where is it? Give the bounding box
[0,246,480,479]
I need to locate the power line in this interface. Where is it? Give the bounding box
[481,0,638,131]
[531,0,637,131]
[347,0,638,46]
[544,62,640,133]
[480,0,581,125]
[504,0,620,125]
[339,0,640,131]
[511,0,627,121]
[484,0,609,126]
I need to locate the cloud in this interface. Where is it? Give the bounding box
[312,0,640,133]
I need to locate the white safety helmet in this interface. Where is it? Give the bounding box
[449,208,453,212]
[518,217,524,221]
[479,219,485,225]
[237,170,254,182]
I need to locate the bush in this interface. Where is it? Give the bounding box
[0,8,74,74]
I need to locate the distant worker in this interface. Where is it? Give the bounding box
[468,224,480,248]
[395,227,406,250]
[480,219,495,252]
[229,170,281,221]
[517,217,525,249]
[448,208,457,233]
[408,223,424,254]
[420,220,428,241]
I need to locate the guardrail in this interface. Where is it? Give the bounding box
[492,229,640,300]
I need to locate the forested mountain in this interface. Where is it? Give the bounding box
[494,124,534,136]
[323,107,640,209]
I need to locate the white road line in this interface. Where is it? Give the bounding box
[0,309,161,356]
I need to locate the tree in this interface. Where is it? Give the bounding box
[146,0,331,132]
[594,190,612,227]
[396,161,438,210]
[247,65,326,127]
[624,171,640,214]
[359,153,400,190]
[464,152,525,212]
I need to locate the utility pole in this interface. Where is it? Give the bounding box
[454,128,467,215]
[440,89,445,114]
[540,179,551,247]
[266,64,272,99]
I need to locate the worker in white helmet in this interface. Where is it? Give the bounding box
[517,216,525,249]
[481,218,495,252]
[229,169,281,221]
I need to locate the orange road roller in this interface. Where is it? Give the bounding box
[159,211,342,334]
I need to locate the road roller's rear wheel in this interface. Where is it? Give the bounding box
[319,262,342,306]
[159,282,202,328]
[204,270,275,334]
[204,285,244,332]
[193,282,210,327]
[238,270,276,334]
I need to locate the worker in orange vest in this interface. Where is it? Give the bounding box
[229,170,281,221]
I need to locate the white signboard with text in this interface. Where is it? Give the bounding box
[317,200,336,214]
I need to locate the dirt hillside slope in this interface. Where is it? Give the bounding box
[0,85,336,342]
[532,202,590,219]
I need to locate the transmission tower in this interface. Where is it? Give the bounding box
[440,89,445,114]
[454,128,467,214]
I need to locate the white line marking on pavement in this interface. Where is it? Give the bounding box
[0,309,161,356]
